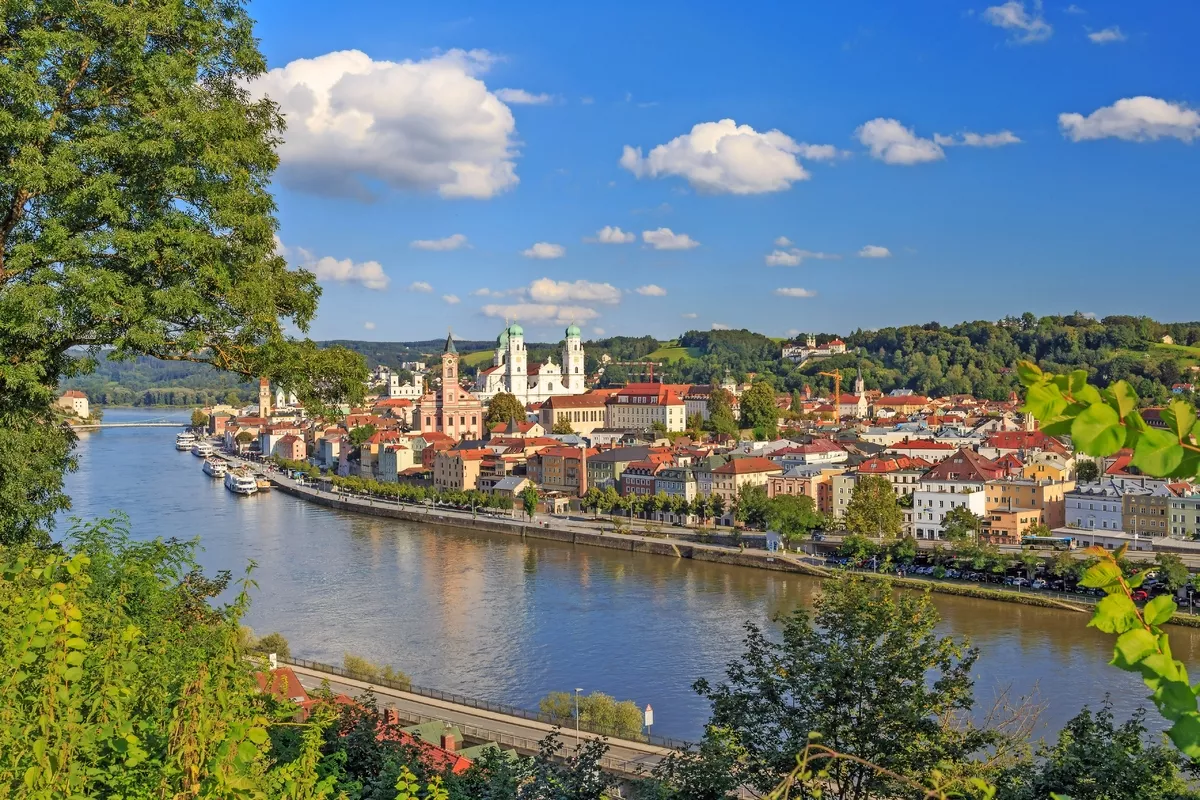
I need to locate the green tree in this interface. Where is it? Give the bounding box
[664,577,993,797]
[838,533,878,562]
[235,430,254,449]
[733,484,770,529]
[708,494,726,522]
[348,424,377,448]
[1018,549,1043,580]
[651,420,668,437]
[706,388,739,436]
[765,494,822,543]
[191,409,210,429]
[842,475,902,538]
[342,652,412,689]
[243,629,291,659]
[739,381,778,439]
[1076,460,1100,483]
[1051,549,1081,580]
[551,416,575,435]
[0,0,366,543]
[538,691,644,739]
[521,485,540,520]
[942,505,984,542]
[1154,551,1190,592]
[223,389,242,407]
[486,392,526,428]
[891,535,919,564]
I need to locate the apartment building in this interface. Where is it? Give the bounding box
[912,448,1004,540]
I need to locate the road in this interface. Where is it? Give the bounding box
[284,662,673,776]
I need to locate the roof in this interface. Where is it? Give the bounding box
[984,430,1069,455]
[714,457,783,475]
[922,448,1005,482]
[623,460,666,475]
[61,389,87,399]
[534,445,598,459]
[492,476,529,491]
[543,393,609,409]
[885,439,955,451]
[444,332,457,354]
[857,455,931,474]
[373,398,413,408]
[255,667,309,704]
[490,420,539,434]
[873,395,930,407]
[277,434,301,445]
[440,448,494,461]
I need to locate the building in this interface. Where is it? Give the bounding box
[432,448,492,492]
[782,334,847,363]
[488,475,530,503]
[767,466,843,514]
[378,444,415,481]
[1064,481,1128,532]
[586,445,672,491]
[870,395,930,418]
[855,455,930,499]
[473,323,587,404]
[984,476,1074,533]
[1123,490,1175,538]
[769,438,848,468]
[606,383,688,432]
[711,457,783,521]
[884,439,956,463]
[272,434,307,462]
[911,448,1005,540]
[56,389,89,418]
[620,461,665,497]
[415,334,485,440]
[1055,527,1152,552]
[657,465,698,505]
[528,445,594,495]
[537,393,611,436]
[1168,495,1200,539]
[488,419,546,439]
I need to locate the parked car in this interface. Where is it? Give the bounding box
[1131,589,1149,602]
[1031,579,1047,590]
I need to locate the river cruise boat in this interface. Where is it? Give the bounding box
[191,441,214,458]
[202,459,227,478]
[224,470,258,495]
[175,431,196,450]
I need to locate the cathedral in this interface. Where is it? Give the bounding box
[473,323,587,405]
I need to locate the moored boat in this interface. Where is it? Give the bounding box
[224,470,258,495]
[202,459,227,478]
[176,431,196,450]
[191,441,214,458]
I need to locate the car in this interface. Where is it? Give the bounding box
[1131,589,1149,602]
[1031,579,1047,590]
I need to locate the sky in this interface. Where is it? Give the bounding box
[246,0,1200,343]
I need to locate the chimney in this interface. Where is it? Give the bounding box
[579,444,589,497]
[440,732,456,752]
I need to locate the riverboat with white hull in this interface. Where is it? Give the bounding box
[224,470,258,495]
[202,459,227,478]
[175,432,196,450]
[191,441,214,458]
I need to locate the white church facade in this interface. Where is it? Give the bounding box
[474,323,587,405]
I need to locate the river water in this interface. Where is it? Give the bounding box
[57,408,1199,741]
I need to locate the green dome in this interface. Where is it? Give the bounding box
[507,322,524,337]
[497,328,509,346]
[565,323,581,338]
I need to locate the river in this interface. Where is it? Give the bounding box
[57,407,1198,741]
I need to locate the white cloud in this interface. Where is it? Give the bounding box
[586,226,636,244]
[408,281,433,292]
[364,321,376,330]
[774,287,817,298]
[495,88,553,104]
[522,242,566,259]
[635,284,667,297]
[1065,4,1086,13]
[592,327,605,335]
[247,49,518,200]
[528,278,622,305]
[620,119,816,194]
[785,328,801,337]
[856,118,945,165]
[681,312,699,319]
[481,303,600,325]
[983,1,1053,43]
[797,143,843,161]
[858,245,892,258]
[711,323,731,331]
[1059,97,1200,142]
[1088,26,1126,43]
[933,130,1022,147]
[442,294,460,304]
[411,233,469,251]
[642,228,700,250]
[766,248,841,266]
[280,242,389,290]
[774,236,793,247]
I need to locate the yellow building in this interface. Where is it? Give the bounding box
[985,477,1074,530]
[433,448,492,492]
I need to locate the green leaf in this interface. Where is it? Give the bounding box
[1144,594,1178,627]
[237,740,258,762]
[1071,403,1125,456]
[1023,381,1068,421]
[1091,593,1142,634]
[1131,428,1184,476]
[247,727,269,745]
[1168,714,1200,759]
[1105,380,1140,419]
[64,666,83,682]
[1112,628,1159,669]
[1154,679,1198,721]
[1016,360,1043,386]
[1080,559,1122,590]
[1039,415,1075,437]
[1163,398,1198,441]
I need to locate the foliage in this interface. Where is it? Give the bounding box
[706,388,739,436]
[342,653,412,690]
[521,486,540,520]
[765,494,823,542]
[349,425,378,448]
[0,0,368,542]
[733,484,770,529]
[838,533,878,561]
[486,393,527,428]
[551,417,575,435]
[1154,552,1190,592]
[738,382,778,439]
[272,456,320,480]
[1075,460,1100,483]
[538,691,644,739]
[241,628,292,659]
[1051,549,1082,579]
[192,409,211,429]
[942,506,984,542]
[842,475,903,538]
[328,475,513,513]
[661,577,997,798]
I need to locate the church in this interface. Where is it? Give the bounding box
[473,323,587,405]
[414,333,485,440]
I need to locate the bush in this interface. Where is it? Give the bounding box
[343,652,412,690]
[538,691,644,739]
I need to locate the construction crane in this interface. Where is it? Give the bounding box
[819,369,843,425]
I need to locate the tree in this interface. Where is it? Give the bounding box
[765,494,822,543]
[1050,549,1081,580]
[242,629,291,659]
[235,430,254,449]
[1018,549,1043,580]
[1154,551,1190,592]
[191,409,210,429]
[348,424,377,448]
[1076,460,1100,483]
[342,652,412,689]
[223,389,242,407]
[838,533,878,562]
[551,416,575,435]
[708,494,726,523]
[538,691,644,739]
[650,420,668,437]
[487,392,526,428]
[706,388,739,436]
[734,484,771,529]
[0,0,366,543]
[668,577,992,797]
[942,505,984,542]
[891,535,919,564]
[521,485,540,520]
[686,413,704,437]
[996,702,1198,800]
[842,475,902,538]
[739,381,778,439]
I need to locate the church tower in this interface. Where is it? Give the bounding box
[563,324,585,393]
[258,377,272,417]
[504,322,526,401]
[806,333,816,349]
[854,367,865,396]
[441,331,459,408]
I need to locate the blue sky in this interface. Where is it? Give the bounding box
[247,0,1200,343]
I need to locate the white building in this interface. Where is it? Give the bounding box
[474,323,587,405]
[911,448,1003,540]
[1064,481,1128,531]
[782,334,847,363]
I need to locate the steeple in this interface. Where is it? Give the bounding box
[444,329,457,354]
[855,366,864,396]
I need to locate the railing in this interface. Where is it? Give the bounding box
[281,656,690,750]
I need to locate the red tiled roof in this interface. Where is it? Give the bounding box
[61,389,87,398]
[543,393,609,408]
[534,446,598,459]
[886,440,955,451]
[714,457,783,475]
[984,430,1068,454]
[873,396,930,407]
[858,455,929,474]
[373,398,412,408]
[255,667,309,704]
[922,448,1005,482]
[490,420,538,434]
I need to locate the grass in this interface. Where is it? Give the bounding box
[459,350,496,368]
[645,345,703,363]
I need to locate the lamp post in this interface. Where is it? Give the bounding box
[574,688,583,747]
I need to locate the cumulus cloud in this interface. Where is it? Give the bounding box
[642,228,700,250]
[280,241,389,290]
[586,226,636,244]
[774,236,793,247]
[786,328,801,337]
[592,327,605,335]
[619,119,820,194]
[364,321,376,330]
[1065,4,1085,13]
[495,88,553,104]
[681,312,699,319]
[528,278,622,304]
[983,1,1053,43]
[1088,26,1127,43]
[247,49,518,200]
[411,233,469,251]
[857,119,945,165]
[481,303,600,325]
[933,130,1022,147]
[635,284,667,297]
[408,281,433,292]
[797,143,843,161]
[442,294,460,304]
[858,245,892,258]
[765,248,841,266]
[711,323,731,331]
[774,287,817,298]
[1059,97,1200,142]
[522,242,566,259]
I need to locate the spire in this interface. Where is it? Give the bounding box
[444,328,457,355]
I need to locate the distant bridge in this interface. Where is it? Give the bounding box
[71,419,188,430]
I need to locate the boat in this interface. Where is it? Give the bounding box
[175,431,196,450]
[202,459,227,478]
[191,441,214,458]
[255,477,272,491]
[224,470,258,495]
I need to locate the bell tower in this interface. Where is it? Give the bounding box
[441,330,459,409]
[258,377,272,417]
[563,323,585,393]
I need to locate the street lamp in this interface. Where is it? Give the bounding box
[574,688,583,747]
